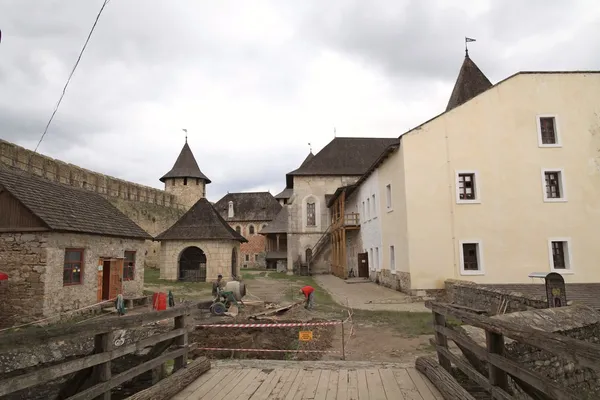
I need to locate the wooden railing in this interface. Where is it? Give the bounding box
[0,305,195,399]
[424,302,600,400]
[343,212,360,226]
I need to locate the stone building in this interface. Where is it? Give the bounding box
[0,167,151,327]
[156,198,246,281]
[213,192,281,268]
[282,137,397,274]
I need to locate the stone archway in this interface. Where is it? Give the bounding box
[231,248,238,278]
[179,246,207,282]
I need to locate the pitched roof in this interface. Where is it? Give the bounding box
[300,152,314,167]
[214,192,282,222]
[259,206,288,234]
[0,167,151,239]
[274,188,292,200]
[446,54,492,112]
[160,141,211,183]
[287,137,398,178]
[156,197,247,242]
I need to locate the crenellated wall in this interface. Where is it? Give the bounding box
[0,139,185,209]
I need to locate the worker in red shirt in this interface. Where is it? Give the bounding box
[299,285,315,310]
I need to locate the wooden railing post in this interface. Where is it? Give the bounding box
[486,331,509,391]
[93,331,113,400]
[173,314,188,372]
[433,311,452,371]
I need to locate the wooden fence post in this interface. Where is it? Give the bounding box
[433,311,452,371]
[173,314,188,372]
[93,331,113,400]
[486,331,509,391]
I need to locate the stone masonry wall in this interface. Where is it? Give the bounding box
[370,269,411,293]
[160,240,240,281]
[0,232,47,328]
[0,139,183,209]
[164,177,206,209]
[230,222,268,268]
[44,233,147,317]
[445,279,548,314]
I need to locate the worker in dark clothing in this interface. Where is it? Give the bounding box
[212,274,224,298]
[299,285,315,310]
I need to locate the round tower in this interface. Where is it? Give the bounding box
[160,139,211,209]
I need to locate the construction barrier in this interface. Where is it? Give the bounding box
[195,321,342,329]
[195,348,341,354]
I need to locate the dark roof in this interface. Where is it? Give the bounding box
[485,283,600,310]
[259,206,288,234]
[299,152,314,167]
[446,54,492,112]
[286,137,398,186]
[156,198,247,242]
[160,141,211,183]
[0,167,151,239]
[214,192,282,222]
[274,188,292,200]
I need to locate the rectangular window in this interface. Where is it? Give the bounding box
[375,247,379,270]
[386,184,392,209]
[457,173,477,201]
[543,169,566,201]
[254,254,258,262]
[183,177,188,185]
[390,245,395,272]
[245,254,249,262]
[124,251,136,281]
[459,241,483,275]
[372,194,376,217]
[537,116,561,147]
[549,239,571,271]
[366,198,370,220]
[306,202,316,226]
[64,249,84,285]
[369,248,373,270]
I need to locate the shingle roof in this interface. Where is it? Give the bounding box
[156,197,247,242]
[160,141,211,183]
[446,54,492,112]
[0,167,151,239]
[259,206,288,234]
[300,152,314,167]
[274,188,292,200]
[214,192,282,222]
[287,137,398,177]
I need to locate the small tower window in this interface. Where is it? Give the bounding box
[235,226,241,234]
[196,178,200,185]
[249,225,255,235]
[183,177,188,186]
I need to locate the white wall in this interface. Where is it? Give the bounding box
[351,169,383,272]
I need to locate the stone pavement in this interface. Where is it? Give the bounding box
[314,274,429,312]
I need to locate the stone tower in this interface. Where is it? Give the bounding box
[160,140,211,210]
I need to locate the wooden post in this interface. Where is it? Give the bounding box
[433,312,452,371]
[341,319,346,360]
[486,331,509,391]
[93,332,113,400]
[173,314,188,372]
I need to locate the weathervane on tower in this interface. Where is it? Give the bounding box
[308,142,312,153]
[182,128,188,143]
[465,37,476,57]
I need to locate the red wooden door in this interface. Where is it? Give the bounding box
[109,258,124,299]
[97,258,103,301]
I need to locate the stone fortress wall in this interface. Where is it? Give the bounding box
[0,139,186,267]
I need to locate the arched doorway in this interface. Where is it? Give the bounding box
[231,248,237,278]
[179,247,207,282]
[305,248,313,263]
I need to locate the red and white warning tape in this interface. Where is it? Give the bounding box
[195,321,342,329]
[195,347,340,354]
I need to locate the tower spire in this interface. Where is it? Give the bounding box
[465,37,476,57]
[182,128,188,143]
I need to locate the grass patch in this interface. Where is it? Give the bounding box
[241,271,266,280]
[352,310,434,336]
[144,268,211,291]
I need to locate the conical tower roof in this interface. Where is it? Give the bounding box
[299,151,314,167]
[446,54,492,112]
[160,141,211,183]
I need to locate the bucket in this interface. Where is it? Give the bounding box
[152,292,167,311]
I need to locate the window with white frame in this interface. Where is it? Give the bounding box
[375,247,379,270]
[389,245,395,272]
[542,169,566,202]
[537,115,561,147]
[366,198,370,220]
[306,202,316,226]
[368,248,373,270]
[386,184,392,210]
[372,194,376,217]
[362,201,366,222]
[548,239,571,271]
[456,171,480,204]
[459,241,483,275]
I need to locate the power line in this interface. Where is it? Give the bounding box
[33,0,110,153]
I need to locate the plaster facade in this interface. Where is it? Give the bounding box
[287,175,359,273]
[159,239,240,281]
[375,72,600,291]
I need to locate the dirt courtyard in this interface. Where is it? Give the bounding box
[145,269,437,363]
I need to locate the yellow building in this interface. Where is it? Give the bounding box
[331,54,600,295]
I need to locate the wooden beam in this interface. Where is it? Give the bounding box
[433,312,452,371]
[65,347,189,400]
[429,302,600,373]
[415,356,476,400]
[0,328,188,396]
[0,306,192,352]
[486,331,509,392]
[125,357,211,400]
[173,315,188,372]
[93,332,112,400]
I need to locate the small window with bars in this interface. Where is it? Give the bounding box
[457,173,477,201]
[544,170,564,200]
[461,243,481,273]
[539,117,558,145]
[550,240,571,270]
[306,202,316,226]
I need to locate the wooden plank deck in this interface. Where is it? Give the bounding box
[172,363,442,400]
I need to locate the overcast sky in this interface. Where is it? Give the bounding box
[1,1,599,202]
